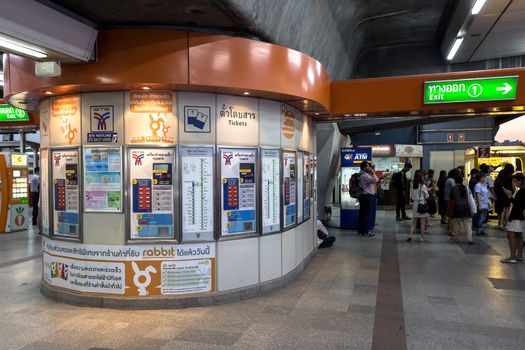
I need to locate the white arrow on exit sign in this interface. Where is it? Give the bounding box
[496,82,513,95]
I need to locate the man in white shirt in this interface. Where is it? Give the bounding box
[30,167,40,226]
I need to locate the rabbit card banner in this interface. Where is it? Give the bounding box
[125,91,178,145]
[42,237,215,296]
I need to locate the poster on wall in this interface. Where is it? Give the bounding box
[282,151,296,229]
[303,153,311,220]
[42,237,215,297]
[297,152,304,223]
[129,148,175,239]
[51,95,81,146]
[41,149,50,236]
[181,147,214,241]
[52,149,80,237]
[220,148,257,236]
[125,91,177,145]
[83,147,122,212]
[261,149,280,234]
[281,104,296,148]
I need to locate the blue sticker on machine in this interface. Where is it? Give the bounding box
[137,213,173,238]
[341,147,372,166]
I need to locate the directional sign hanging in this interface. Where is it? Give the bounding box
[424,76,518,104]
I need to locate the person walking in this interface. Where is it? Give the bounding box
[495,163,515,229]
[437,170,448,224]
[407,170,429,242]
[468,168,480,193]
[473,173,490,236]
[449,174,473,244]
[358,161,378,237]
[500,173,525,264]
[30,167,40,227]
[392,163,412,221]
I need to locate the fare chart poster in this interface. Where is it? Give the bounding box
[83,147,122,212]
[220,148,257,236]
[52,149,80,237]
[297,152,304,222]
[282,151,296,228]
[261,149,280,234]
[129,148,175,239]
[181,147,214,241]
[303,153,311,220]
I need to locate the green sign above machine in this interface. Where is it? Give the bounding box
[0,105,29,122]
[424,76,518,104]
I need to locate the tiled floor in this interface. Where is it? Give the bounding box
[1,212,525,349]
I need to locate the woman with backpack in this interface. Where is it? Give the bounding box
[407,170,429,242]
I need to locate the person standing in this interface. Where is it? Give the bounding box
[500,173,525,264]
[437,170,448,224]
[392,163,412,221]
[495,163,515,229]
[358,161,378,237]
[407,170,429,242]
[473,173,489,236]
[30,167,40,226]
[444,168,461,234]
[426,169,437,217]
[449,174,473,244]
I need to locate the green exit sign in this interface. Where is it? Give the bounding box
[424,76,518,104]
[0,104,29,122]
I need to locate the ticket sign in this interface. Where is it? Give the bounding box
[52,149,80,237]
[424,76,518,104]
[83,147,122,212]
[261,149,280,234]
[220,148,257,236]
[282,151,296,229]
[181,147,214,241]
[129,148,175,239]
[0,104,29,121]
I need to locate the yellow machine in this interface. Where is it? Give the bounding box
[0,153,30,232]
[464,145,525,179]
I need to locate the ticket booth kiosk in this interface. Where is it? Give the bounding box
[0,153,30,232]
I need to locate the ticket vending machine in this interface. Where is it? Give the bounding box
[0,153,30,232]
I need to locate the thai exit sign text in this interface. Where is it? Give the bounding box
[424,76,518,104]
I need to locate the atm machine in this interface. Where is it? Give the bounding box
[0,153,30,232]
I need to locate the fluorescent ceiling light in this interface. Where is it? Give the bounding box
[0,70,3,86]
[0,37,47,59]
[447,37,464,60]
[471,0,487,15]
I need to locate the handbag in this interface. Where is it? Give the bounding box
[417,186,428,214]
[467,187,477,216]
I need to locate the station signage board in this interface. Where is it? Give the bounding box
[0,104,29,121]
[424,76,518,104]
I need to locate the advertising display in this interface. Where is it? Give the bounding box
[125,91,177,145]
[282,151,296,229]
[297,152,304,222]
[41,149,50,236]
[303,152,311,220]
[180,147,214,241]
[281,104,296,149]
[42,237,215,296]
[341,147,372,166]
[261,149,280,234]
[50,95,81,146]
[129,148,175,239]
[52,149,80,237]
[83,147,122,212]
[220,148,257,236]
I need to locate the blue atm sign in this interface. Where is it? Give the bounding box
[341,147,372,166]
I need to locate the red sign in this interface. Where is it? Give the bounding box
[447,134,453,142]
[458,133,465,141]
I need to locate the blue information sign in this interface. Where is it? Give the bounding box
[341,147,372,166]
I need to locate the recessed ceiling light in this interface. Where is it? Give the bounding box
[303,99,308,104]
[344,114,350,117]
[243,91,250,95]
[44,91,53,95]
[142,86,151,90]
[315,112,320,115]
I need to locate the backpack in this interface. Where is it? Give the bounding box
[349,173,362,198]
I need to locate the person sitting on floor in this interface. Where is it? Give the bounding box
[317,219,336,249]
